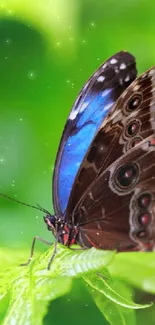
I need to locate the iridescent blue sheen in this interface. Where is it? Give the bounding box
[58,89,113,213]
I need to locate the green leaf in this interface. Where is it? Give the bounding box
[0,249,28,300]
[92,282,136,325]
[83,269,152,309]
[108,252,155,294]
[0,245,115,325]
[2,276,72,325]
[33,244,115,277]
[0,248,73,325]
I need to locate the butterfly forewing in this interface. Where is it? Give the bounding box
[53,51,137,216]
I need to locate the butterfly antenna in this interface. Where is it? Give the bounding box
[0,193,51,215]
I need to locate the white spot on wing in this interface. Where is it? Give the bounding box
[104,102,113,111]
[149,68,155,77]
[97,75,105,82]
[69,100,89,120]
[133,85,140,91]
[80,102,89,112]
[110,58,117,64]
[103,62,107,68]
[120,63,126,70]
[69,109,78,120]
[102,89,111,97]
[125,75,130,82]
[114,67,119,74]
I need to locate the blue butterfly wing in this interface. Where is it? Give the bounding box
[53,51,137,216]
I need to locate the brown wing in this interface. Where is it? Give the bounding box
[53,51,137,215]
[73,135,155,251]
[66,67,155,220]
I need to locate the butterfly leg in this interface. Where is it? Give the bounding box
[20,236,52,266]
[47,238,58,270]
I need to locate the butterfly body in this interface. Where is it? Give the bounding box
[45,51,155,253]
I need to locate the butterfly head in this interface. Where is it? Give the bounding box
[44,214,78,246]
[44,214,58,237]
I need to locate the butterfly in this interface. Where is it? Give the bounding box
[43,50,155,268]
[2,51,155,269]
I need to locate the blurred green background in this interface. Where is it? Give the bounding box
[0,0,155,324]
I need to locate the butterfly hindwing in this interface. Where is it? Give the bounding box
[73,135,155,251]
[53,51,137,215]
[66,66,155,218]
